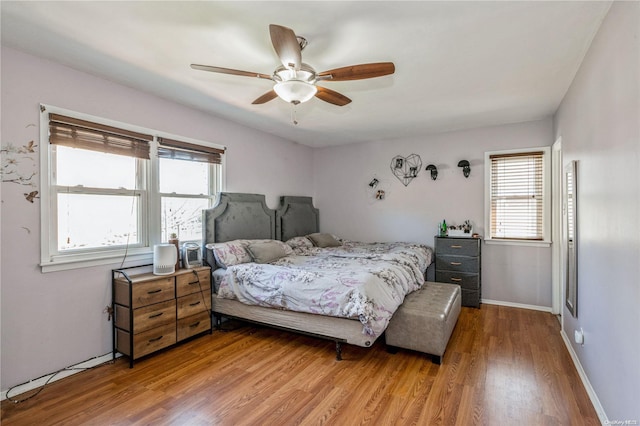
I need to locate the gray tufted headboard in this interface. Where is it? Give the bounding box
[276,196,319,242]
[202,192,320,267]
[202,193,275,265]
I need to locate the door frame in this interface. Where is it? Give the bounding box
[551,138,563,319]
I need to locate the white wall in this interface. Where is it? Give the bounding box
[313,119,553,308]
[0,47,314,390]
[554,1,639,421]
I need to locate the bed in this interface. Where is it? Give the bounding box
[202,192,433,359]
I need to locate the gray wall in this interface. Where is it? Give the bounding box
[313,119,553,308]
[554,1,639,421]
[0,47,314,391]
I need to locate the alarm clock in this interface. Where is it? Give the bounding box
[182,242,203,269]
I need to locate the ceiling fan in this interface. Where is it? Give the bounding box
[191,24,395,107]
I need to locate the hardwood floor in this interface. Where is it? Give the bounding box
[1,305,600,425]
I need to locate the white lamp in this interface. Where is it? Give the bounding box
[153,244,177,275]
[274,80,318,104]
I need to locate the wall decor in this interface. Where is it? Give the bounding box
[390,154,422,186]
[365,175,388,202]
[425,164,438,180]
[1,134,40,203]
[457,160,471,178]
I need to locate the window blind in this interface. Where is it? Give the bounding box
[49,114,151,159]
[157,137,225,164]
[489,151,544,240]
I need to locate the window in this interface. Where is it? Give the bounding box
[40,106,225,272]
[484,147,551,245]
[158,137,223,242]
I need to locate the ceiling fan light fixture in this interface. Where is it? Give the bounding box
[274,80,317,104]
[191,24,395,109]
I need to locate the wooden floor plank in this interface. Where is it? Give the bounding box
[1,305,600,425]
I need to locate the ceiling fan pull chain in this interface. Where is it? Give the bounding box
[291,103,299,125]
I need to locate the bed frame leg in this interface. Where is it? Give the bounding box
[335,342,342,361]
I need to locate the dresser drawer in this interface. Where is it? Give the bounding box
[177,311,211,341]
[177,290,211,319]
[134,300,176,333]
[435,255,479,273]
[132,277,174,308]
[134,323,176,358]
[176,269,210,297]
[435,271,479,290]
[114,299,177,333]
[114,276,175,308]
[435,238,479,257]
[116,323,176,359]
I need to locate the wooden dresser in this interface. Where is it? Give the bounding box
[434,236,481,308]
[112,265,211,367]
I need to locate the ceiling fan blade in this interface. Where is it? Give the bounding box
[190,64,272,80]
[318,62,395,81]
[269,24,302,71]
[252,90,279,105]
[315,86,352,106]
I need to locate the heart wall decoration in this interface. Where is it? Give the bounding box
[390,154,422,186]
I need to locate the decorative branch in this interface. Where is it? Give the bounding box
[2,134,40,202]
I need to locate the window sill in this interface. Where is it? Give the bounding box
[40,250,153,273]
[484,239,551,248]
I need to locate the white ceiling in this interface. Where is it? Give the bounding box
[1,1,611,148]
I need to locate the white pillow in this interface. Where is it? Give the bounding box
[208,240,252,268]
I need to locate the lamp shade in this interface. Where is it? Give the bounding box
[274,80,317,104]
[153,244,177,275]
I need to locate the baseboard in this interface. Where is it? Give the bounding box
[1,353,119,402]
[560,330,608,424]
[481,298,552,313]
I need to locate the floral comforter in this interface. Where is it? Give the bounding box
[216,241,432,338]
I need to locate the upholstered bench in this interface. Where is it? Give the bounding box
[386,281,461,364]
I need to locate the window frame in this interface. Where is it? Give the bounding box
[484,146,551,247]
[158,159,221,243]
[39,104,225,272]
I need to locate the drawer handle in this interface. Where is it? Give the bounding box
[189,321,201,328]
[450,277,462,282]
[188,281,199,286]
[147,289,162,294]
[189,301,201,307]
[148,335,163,343]
[148,312,163,319]
[450,245,462,249]
[450,262,462,266]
